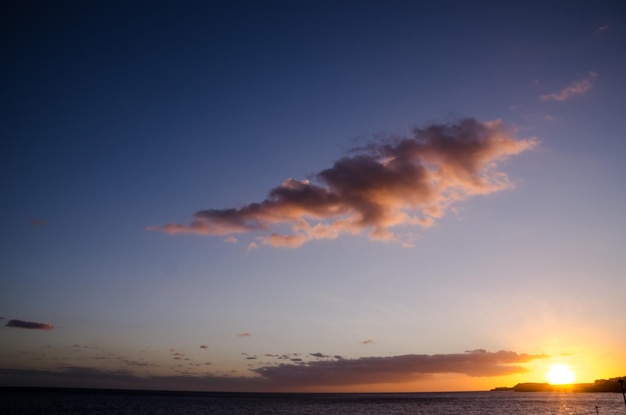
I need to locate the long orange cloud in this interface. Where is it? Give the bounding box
[148,118,536,247]
[252,349,547,387]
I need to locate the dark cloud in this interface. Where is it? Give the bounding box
[252,350,548,387]
[5,319,54,330]
[237,332,252,337]
[361,339,374,344]
[200,344,209,349]
[148,118,536,248]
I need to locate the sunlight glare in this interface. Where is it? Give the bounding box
[546,364,576,385]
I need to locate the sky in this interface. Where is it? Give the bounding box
[1,0,625,393]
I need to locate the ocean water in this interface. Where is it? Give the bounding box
[1,389,625,414]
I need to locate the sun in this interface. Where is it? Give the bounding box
[546,364,576,385]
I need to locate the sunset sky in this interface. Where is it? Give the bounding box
[1,1,625,392]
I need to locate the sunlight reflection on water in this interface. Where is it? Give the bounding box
[1,390,625,415]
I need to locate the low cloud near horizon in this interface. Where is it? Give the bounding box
[0,350,547,391]
[5,319,54,330]
[252,349,547,387]
[149,118,536,248]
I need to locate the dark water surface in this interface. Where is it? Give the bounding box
[1,388,625,414]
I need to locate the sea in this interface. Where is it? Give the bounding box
[1,388,625,414]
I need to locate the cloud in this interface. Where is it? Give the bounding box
[252,350,548,387]
[237,332,252,337]
[595,25,610,32]
[149,119,536,248]
[5,319,54,330]
[361,339,375,344]
[200,344,209,349]
[540,72,598,101]
[29,219,48,227]
[310,352,330,358]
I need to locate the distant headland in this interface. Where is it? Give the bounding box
[492,376,626,392]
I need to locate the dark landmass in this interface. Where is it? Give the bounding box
[492,376,626,392]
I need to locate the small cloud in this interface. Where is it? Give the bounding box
[200,345,209,349]
[310,352,329,358]
[237,332,252,337]
[29,219,48,227]
[246,356,258,360]
[5,319,54,330]
[596,24,610,32]
[224,236,237,244]
[540,72,598,102]
[360,339,375,344]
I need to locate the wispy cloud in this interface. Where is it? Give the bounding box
[237,333,252,337]
[360,339,375,345]
[540,72,598,102]
[595,24,610,32]
[5,319,54,330]
[149,118,536,248]
[200,344,209,349]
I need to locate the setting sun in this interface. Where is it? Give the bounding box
[546,364,576,385]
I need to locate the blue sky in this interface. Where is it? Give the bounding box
[1,0,625,392]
